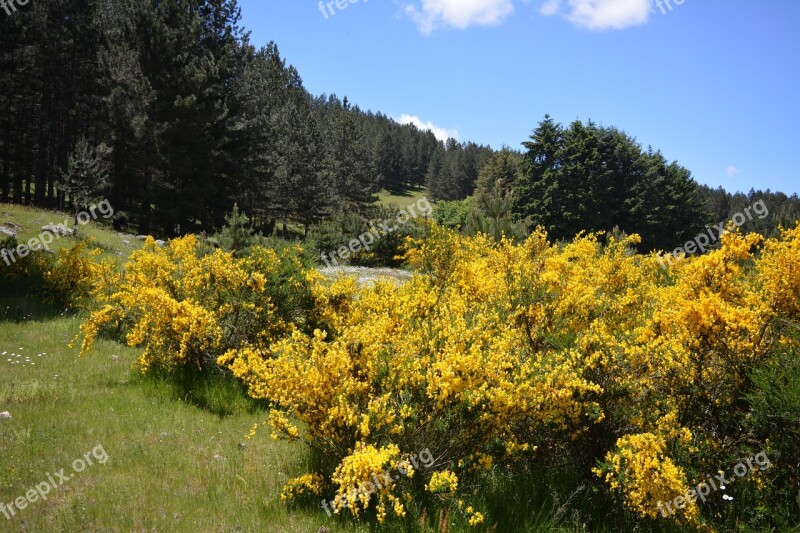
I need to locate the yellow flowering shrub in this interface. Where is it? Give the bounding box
[43,241,114,308]
[76,236,322,371]
[0,238,112,309]
[758,223,800,320]
[222,223,800,528]
[74,221,800,528]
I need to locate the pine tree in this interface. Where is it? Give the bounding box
[271,99,329,236]
[514,115,564,235]
[61,139,112,235]
[475,148,521,214]
[217,203,255,254]
[323,97,375,212]
[468,179,519,242]
[374,130,403,192]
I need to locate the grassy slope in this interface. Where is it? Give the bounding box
[376,188,429,210]
[0,319,369,532]
[0,203,143,263]
[0,204,364,532]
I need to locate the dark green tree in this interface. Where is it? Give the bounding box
[515,115,709,250]
[374,130,403,192]
[475,148,521,213]
[61,138,112,235]
[216,203,255,254]
[320,96,375,212]
[514,115,564,234]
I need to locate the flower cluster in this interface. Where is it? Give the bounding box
[76,236,320,371]
[280,473,324,502]
[328,443,406,522]
[75,221,800,528]
[427,470,458,494]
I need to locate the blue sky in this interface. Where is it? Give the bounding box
[238,0,800,195]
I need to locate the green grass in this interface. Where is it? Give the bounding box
[0,313,647,533]
[376,188,430,210]
[0,202,143,263]
[0,316,372,532]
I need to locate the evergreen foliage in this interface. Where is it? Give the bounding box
[1,3,797,248]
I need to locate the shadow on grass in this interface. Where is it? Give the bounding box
[285,458,694,533]
[132,364,270,418]
[384,189,416,198]
[470,465,691,533]
[382,185,426,198]
[0,294,66,323]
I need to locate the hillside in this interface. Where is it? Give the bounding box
[0,205,352,531]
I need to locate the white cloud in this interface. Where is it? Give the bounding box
[564,0,652,30]
[403,0,653,34]
[397,114,460,142]
[727,165,740,177]
[538,0,652,30]
[539,0,561,17]
[403,0,514,34]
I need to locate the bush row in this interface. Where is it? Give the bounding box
[74,224,800,530]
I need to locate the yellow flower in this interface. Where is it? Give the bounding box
[280,473,324,501]
[427,470,459,494]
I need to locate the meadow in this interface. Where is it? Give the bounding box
[0,206,350,531]
[1,203,799,532]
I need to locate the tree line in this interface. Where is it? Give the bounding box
[0,0,484,236]
[468,116,800,252]
[1,0,797,249]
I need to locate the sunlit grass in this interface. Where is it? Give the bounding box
[376,188,430,210]
[0,316,370,532]
[0,202,143,264]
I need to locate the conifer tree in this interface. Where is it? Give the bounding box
[61,139,112,235]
